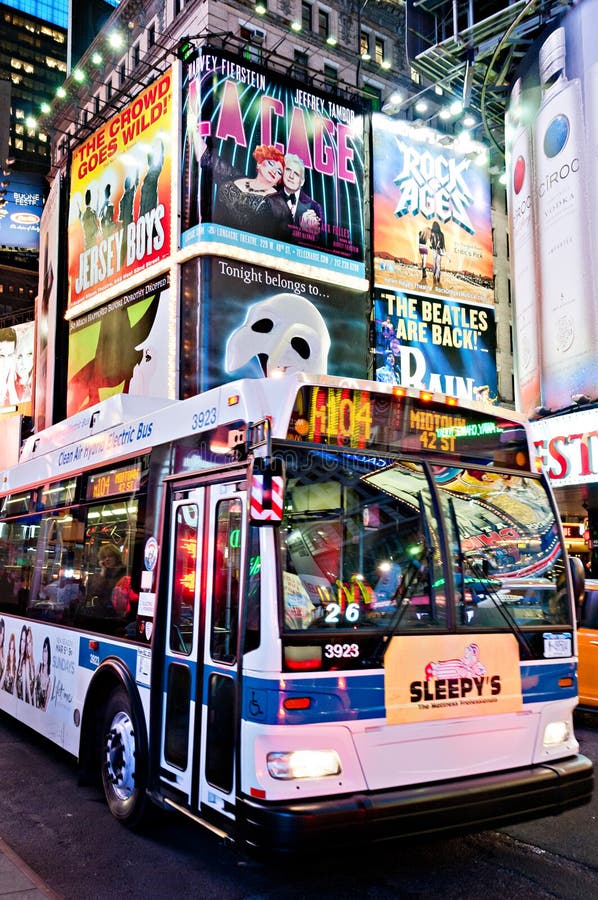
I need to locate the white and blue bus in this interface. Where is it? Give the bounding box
[0,373,592,849]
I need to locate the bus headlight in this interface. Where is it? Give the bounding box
[266,749,341,780]
[543,721,570,747]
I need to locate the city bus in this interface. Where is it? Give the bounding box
[0,373,592,850]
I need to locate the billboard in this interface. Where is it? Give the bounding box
[35,175,61,432]
[180,256,368,394]
[67,275,170,416]
[372,114,493,306]
[0,320,35,414]
[0,171,44,251]
[67,69,173,310]
[181,48,366,279]
[530,407,598,488]
[505,1,598,416]
[373,289,497,402]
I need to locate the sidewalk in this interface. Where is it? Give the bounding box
[0,838,59,899]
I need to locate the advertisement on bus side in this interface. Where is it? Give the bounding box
[67,275,170,416]
[0,618,77,750]
[180,48,366,279]
[384,633,523,724]
[67,69,173,311]
[372,114,494,306]
[180,256,369,394]
[372,290,497,402]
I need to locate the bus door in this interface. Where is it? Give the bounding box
[160,478,246,826]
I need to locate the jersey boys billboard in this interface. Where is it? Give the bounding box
[373,115,494,306]
[181,49,365,279]
[67,69,173,310]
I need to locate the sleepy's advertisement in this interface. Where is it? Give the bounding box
[67,69,173,310]
[373,114,494,306]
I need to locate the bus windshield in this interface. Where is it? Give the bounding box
[278,448,571,635]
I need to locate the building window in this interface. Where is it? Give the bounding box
[301,2,312,32]
[375,37,385,65]
[360,30,370,58]
[148,23,156,48]
[241,25,264,64]
[318,9,329,39]
[324,63,337,91]
[133,43,140,67]
[410,66,421,85]
[293,49,309,80]
[363,82,382,112]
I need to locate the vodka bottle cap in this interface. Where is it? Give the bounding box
[539,27,566,87]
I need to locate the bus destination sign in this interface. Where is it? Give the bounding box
[286,386,528,467]
[86,463,142,500]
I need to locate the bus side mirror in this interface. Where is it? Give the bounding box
[249,457,285,524]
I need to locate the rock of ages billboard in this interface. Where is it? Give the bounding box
[180,256,368,395]
[67,69,173,311]
[373,114,494,306]
[181,48,365,279]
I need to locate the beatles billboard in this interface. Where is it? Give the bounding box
[373,288,497,403]
[373,114,493,306]
[181,48,365,279]
[180,256,368,395]
[67,69,173,311]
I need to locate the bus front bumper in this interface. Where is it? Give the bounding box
[238,754,593,851]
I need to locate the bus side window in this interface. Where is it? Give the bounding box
[28,511,85,624]
[210,499,242,664]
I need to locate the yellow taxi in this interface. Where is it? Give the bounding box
[578,580,598,709]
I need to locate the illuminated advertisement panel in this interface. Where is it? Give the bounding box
[0,320,34,415]
[0,171,44,251]
[530,407,598,488]
[67,274,170,416]
[181,48,365,279]
[35,175,60,432]
[372,114,493,306]
[373,289,497,403]
[180,256,368,394]
[505,0,598,416]
[67,69,173,310]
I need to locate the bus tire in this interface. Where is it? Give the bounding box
[100,687,148,828]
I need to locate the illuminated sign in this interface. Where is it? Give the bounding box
[287,386,528,467]
[86,463,142,500]
[385,633,522,724]
[530,407,598,487]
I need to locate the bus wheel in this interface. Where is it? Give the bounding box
[101,688,148,827]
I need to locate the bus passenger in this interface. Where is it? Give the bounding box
[86,545,126,612]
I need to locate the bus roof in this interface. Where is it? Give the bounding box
[0,375,528,494]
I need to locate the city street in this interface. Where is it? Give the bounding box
[0,712,595,899]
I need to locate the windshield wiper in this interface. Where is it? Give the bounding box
[467,557,535,659]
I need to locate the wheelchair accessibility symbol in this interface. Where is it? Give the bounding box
[248,689,266,721]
